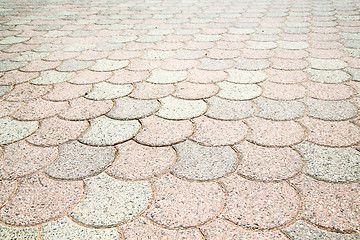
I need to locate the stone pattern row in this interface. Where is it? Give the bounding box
[1,0,360,239]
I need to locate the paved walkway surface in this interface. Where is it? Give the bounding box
[0,0,360,239]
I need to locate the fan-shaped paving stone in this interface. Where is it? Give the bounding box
[277,40,309,49]
[283,220,360,240]
[156,96,207,120]
[226,69,267,84]
[200,218,288,240]
[236,58,271,70]
[12,99,68,121]
[235,141,303,181]
[0,60,27,72]
[106,141,176,180]
[30,70,75,85]
[44,51,80,61]
[290,175,360,233]
[45,141,115,180]
[134,116,194,146]
[0,101,24,118]
[130,81,175,99]
[89,59,129,72]
[266,68,308,84]
[199,58,234,70]
[20,60,61,72]
[2,83,51,102]
[254,98,306,121]
[126,59,162,71]
[56,59,94,72]
[175,50,207,60]
[0,36,29,45]
[174,81,219,100]
[119,217,203,239]
[41,216,120,240]
[300,98,358,121]
[59,97,113,121]
[187,68,228,84]
[260,81,306,100]
[0,71,38,86]
[294,141,360,183]
[43,82,92,101]
[0,117,38,145]
[217,82,262,100]
[0,85,12,97]
[146,69,187,84]
[69,173,152,228]
[26,117,89,147]
[190,116,248,146]
[144,174,225,229]
[302,82,354,100]
[0,224,39,240]
[0,173,83,226]
[205,97,256,120]
[299,117,360,147]
[271,58,309,70]
[69,70,112,84]
[307,58,347,70]
[12,51,48,62]
[220,175,300,230]
[85,82,133,100]
[346,68,360,81]
[0,180,17,207]
[107,97,159,120]
[108,49,142,60]
[79,116,140,146]
[246,117,306,147]
[0,141,57,180]
[161,59,198,71]
[274,49,309,59]
[306,69,350,83]
[172,140,238,181]
[142,50,175,60]
[246,41,277,50]
[108,69,150,84]
[206,49,241,59]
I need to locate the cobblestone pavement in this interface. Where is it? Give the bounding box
[0,0,360,239]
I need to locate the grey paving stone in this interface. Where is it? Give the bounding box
[255,98,306,121]
[205,97,256,120]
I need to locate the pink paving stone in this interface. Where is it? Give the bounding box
[184,41,215,50]
[279,34,309,41]
[200,218,288,240]
[309,33,340,41]
[3,43,39,53]
[19,60,61,72]
[302,82,354,100]
[134,115,194,147]
[107,49,142,60]
[107,69,150,84]
[58,97,113,121]
[266,68,308,84]
[106,141,176,180]
[74,50,110,61]
[0,140,57,180]
[69,70,112,84]
[144,174,225,229]
[161,59,198,71]
[43,82,92,101]
[190,116,249,146]
[206,49,241,59]
[153,42,185,51]
[0,179,17,206]
[1,83,51,102]
[260,81,307,100]
[309,41,343,49]
[235,141,303,182]
[25,36,54,45]
[123,42,156,51]
[0,70,39,86]
[25,116,89,147]
[0,101,24,118]
[119,217,203,240]
[274,49,309,59]
[164,35,193,42]
[290,174,360,233]
[0,173,83,227]
[220,174,300,230]
[308,49,344,59]
[220,34,251,42]
[173,81,219,100]
[11,98,68,121]
[43,51,80,61]
[298,117,360,147]
[246,117,306,147]
[216,41,246,50]
[345,57,360,68]
[271,58,309,70]
[201,28,227,34]
[0,52,18,61]
[126,59,162,71]
[129,81,175,99]
[241,49,274,59]
[187,68,228,84]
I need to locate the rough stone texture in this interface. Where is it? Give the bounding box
[0,117,38,145]
[0,224,39,240]
[217,81,262,100]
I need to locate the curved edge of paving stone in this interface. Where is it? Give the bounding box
[293,141,360,183]
[78,116,141,146]
[84,82,133,100]
[41,216,121,240]
[0,117,39,145]
[0,223,39,240]
[69,173,153,228]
